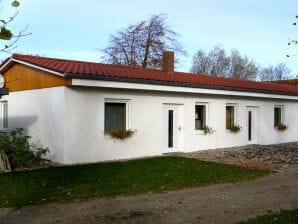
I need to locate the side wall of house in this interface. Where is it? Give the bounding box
[1,87,66,163]
[62,87,298,164]
[3,63,71,92]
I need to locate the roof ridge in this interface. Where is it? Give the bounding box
[12,53,168,74]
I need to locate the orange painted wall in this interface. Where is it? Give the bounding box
[3,63,71,92]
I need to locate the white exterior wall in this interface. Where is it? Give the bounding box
[62,87,298,164]
[2,86,298,164]
[1,87,66,163]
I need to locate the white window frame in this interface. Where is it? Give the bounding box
[0,101,8,131]
[104,98,130,133]
[226,103,238,131]
[195,102,209,135]
[274,105,285,127]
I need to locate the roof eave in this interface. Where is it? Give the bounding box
[0,57,65,77]
[66,73,298,97]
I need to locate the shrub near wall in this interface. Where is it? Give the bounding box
[0,128,49,170]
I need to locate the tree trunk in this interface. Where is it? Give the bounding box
[0,150,11,172]
[142,30,152,68]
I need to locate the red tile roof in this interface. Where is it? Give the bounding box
[5,54,298,95]
[273,79,298,86]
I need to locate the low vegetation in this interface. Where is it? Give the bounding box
[275,123,287,131]
[105,129,135,139]
[0,128,49,170]
[0,156,270,207]
[228,125,241,133]
[202,126,215,135]
[239,209,298,224]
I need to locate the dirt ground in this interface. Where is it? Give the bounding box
[0,143,297,224]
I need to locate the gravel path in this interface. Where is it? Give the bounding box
[184,142,298,169]
[0,143,297,224]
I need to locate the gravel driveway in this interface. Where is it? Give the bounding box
[0,143,297,224]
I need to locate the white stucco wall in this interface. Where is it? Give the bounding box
[62,87,298,164]
[1,87,66,163]
[2,86,298,164]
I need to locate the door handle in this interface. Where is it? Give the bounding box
[178,126,182,131]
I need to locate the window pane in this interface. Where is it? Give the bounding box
[226,106,234,129]
[274,107,281,127]
[0,102,8,129]
[3,102,7,129]
[195,105,206,130]
[105,103,126,132]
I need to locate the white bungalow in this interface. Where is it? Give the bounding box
[0,52,297,164]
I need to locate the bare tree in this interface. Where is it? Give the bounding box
[208,46,230,76]
[0,0,31,53]
[228,49,258,80]
[102,14,185,68]
[191,50,211,74]
[258,63,292,81]
[191,46,230,76]
[191,46,258,80]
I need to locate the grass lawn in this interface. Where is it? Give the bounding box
[0,156,270,207]
[239,209,298,224]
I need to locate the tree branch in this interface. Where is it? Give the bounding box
[0,25,31,53]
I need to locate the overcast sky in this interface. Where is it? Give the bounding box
[2,0,298,74]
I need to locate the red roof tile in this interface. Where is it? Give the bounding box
[6,54,298,95]
[273,79,298,86]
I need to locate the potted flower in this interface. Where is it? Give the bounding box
[228,125,241,133]
[105,129,136,139]
[275,124,287,131]
[202,126,215,135]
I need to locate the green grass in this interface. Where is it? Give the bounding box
[0,156,270,207]
[239,209,298,224]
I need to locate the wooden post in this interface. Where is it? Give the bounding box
[0,150,11,172]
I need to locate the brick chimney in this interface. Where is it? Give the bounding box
[162,51,174,73]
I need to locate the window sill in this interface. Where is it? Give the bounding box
[274,128,287,132]
[0,129,8,134]
[225,129,241,134]
[103,133,112,140]
[195,130,205,135]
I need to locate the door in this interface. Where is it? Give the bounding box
[247,107,258,144]
[163,104,182,152]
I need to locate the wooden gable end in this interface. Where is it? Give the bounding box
[3,63,72,92]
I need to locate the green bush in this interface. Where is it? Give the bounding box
[0,128,49,169]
